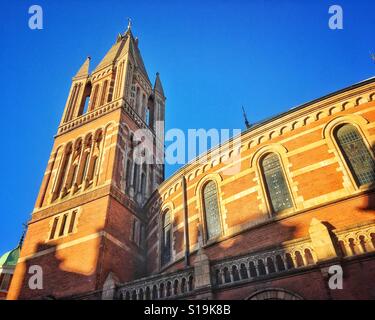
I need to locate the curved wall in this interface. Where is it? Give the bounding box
[144,78,375,276]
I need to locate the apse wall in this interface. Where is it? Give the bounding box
[144,78,375,275]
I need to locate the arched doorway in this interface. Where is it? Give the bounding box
[247,288,303,300]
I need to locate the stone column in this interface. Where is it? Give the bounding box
[101,272,119,300]
[193,247,213,299]
[309,218,338,262]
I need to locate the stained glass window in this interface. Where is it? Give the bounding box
[203,181,222,240]
[336,124,375,186]
[161,210,171,265]
[261,153,293,214]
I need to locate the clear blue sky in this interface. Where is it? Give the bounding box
[0,0,374,254]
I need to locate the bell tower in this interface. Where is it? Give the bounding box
[8,23,165,300]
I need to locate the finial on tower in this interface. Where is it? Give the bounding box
[127,17,132,31]
[242,106,251,129]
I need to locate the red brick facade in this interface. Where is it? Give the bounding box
[6,27,375,300]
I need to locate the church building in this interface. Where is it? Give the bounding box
[5,24,375,300]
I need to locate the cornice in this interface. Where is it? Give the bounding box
[30,183,142,223]
[56,99,154,138]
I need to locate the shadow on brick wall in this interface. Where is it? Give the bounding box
[9,241,97,300]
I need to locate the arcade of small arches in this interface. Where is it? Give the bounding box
[40,123,161,211]
[213,248,316,287]
[119,274,194,300]
[117,124,162,206]
[128,82,164,132]
[114,220,375,300]
[63,75,115,125]
[51,127,105,203]
[63,62,161,134]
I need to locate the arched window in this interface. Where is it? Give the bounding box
[161,210,172,265]
[54,144,73,200]
[76,136,92,188]
[126,159,132,191]
[140,224,145,247]
[133,164,139,192]
[135,87,140,113]
[335,124,375,186]
[58,213,68,237]
[89,84,99,111]
[78,82,92,116]
[49,217,59,240]
[147,96,154,129]
[99,80,108,106]
[65,84,80,122]
[141,173,146,197]
[261,153,292,214]
[81,94,90,115]
[202,181,222,240]
[86,133,102,185]
[65,140,82,191]
[142,94,146,118]
[145,107,150,127]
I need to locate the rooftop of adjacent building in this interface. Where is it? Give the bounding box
[0,246,20,269]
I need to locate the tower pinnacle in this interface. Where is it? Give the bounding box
[74,56,91,79]
[154,72,165,97]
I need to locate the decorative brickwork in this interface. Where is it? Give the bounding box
[6,25,375,300]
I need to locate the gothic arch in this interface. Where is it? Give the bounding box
[158,202,175,269]
[246,288,304,300]
[322,115,374,192]
[250,144,288,168]
[250,144,297,216]
[322,114,369,140]
[194,173,223,195]
[52,141,73,200]
[194,173,226,243]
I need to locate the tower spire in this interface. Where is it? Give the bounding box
[154,72,165,97]
[127,17,132,31]
[74,56,90,79]
[242,106,251,129]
